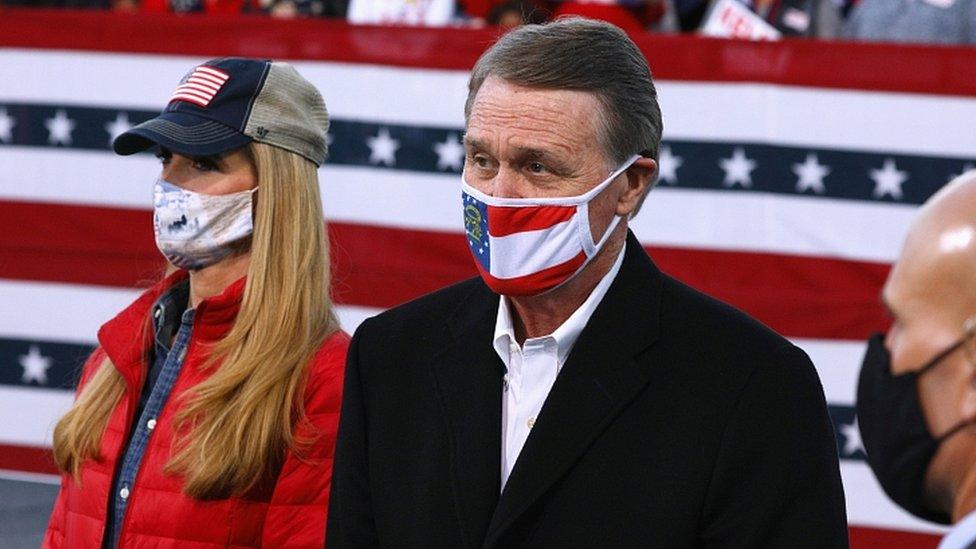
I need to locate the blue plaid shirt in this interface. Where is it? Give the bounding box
[104,280,193,548]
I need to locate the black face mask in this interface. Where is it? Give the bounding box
[857,333,972,525]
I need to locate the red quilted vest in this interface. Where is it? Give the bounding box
[43,271,349,548]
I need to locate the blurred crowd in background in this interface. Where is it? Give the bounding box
[1,0,974,46]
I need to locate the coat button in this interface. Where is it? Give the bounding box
[120,487,130,499]
[527,417,535,428]
[147,418,156,431]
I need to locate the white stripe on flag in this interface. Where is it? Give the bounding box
[0,151,917,264]
[791,338,865,406]
[841,461,949,534]
[4,50,976,158]
[194,66,229,81]
[487,218,581,279]
[0,278,381,345]
[0,386,73,447]
[189,73,226,87]
[171,88,213,102]
[179,81,219,95]
[0,279,140,344]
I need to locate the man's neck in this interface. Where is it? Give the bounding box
[952,449,976,521]
[187,252,251,309]
[509,225,626,344]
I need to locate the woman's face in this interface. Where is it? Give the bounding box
[157,147,257,195]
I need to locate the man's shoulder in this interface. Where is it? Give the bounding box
[356,276,489,338]
[659,272,791,355]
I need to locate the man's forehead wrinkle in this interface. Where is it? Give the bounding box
[468,111,592,159]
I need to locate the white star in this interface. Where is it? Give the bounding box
[839,419,865,457]
[0,107,15,143]
[949,163,976,182]
[45,109,76,146]
[658,145,683,185]
[433,133,464,171]
[104,112,132,147]
[19,345,53,385]
[792,153,830,194]
[719,147,757,188]
[870,158,908,200]
[366,127,400,167]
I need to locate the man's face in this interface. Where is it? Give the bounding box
[463,75,623,239]
[883,236,974,437]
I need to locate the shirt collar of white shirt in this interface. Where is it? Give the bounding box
[939,508,976,549]
[492,242,627,371]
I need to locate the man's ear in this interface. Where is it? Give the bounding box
[616,157,657,217]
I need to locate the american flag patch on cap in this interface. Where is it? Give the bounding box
[169,66,230,107]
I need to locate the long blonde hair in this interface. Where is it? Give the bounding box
[52,142,339,499]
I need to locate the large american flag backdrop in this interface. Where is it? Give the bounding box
[3,9,975,546]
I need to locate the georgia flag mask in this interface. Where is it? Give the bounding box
[153,179,257,271]
[461,154,639,296]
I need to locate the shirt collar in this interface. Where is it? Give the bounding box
[493,241,627,369]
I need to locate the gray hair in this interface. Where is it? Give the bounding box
[465,18,664,210]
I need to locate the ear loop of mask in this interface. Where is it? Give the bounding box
[922,317,976,444]
[576,155,640,257]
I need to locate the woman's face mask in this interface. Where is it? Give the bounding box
[153,178,257,270]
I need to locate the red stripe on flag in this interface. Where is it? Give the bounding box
[170,93,212,107]
[486,204,577,237]
[849,525,941,549]
[0,443,59,475]
[0,201,890,340]
[474,251,587,296]
[189,74,225,88]
[195,65,229,81]
[2,10,976,97]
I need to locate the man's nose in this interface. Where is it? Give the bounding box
[490,166,524,199]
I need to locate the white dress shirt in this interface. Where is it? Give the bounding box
[940,510,976,549]
[493,244,626,490]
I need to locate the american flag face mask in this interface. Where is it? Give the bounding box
[461,154,640,296]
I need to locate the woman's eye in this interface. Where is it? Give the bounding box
[192,159,217,172]
[155,151,171,164]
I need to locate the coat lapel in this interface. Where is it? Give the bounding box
[484,233,663,547]
[429,282,506,548]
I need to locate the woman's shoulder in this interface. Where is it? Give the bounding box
[301,329,350,405]
[76,346,110,391]
[310,329,350,370]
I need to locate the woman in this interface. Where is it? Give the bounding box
[43,58,348,548]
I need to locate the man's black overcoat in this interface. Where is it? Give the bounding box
[326,232,848,548]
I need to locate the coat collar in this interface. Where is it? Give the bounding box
[429,280,504,548]
[97,270,247,390]
[483,231,663,547]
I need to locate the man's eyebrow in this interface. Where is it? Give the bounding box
[462,136,487,152]
[510,145,572,171]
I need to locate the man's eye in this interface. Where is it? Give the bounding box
[473,155,491,169]
[528,162,547,174]
[155,151,171,164]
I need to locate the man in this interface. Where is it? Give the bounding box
[858,171,976,549]
[327,18,847,547]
